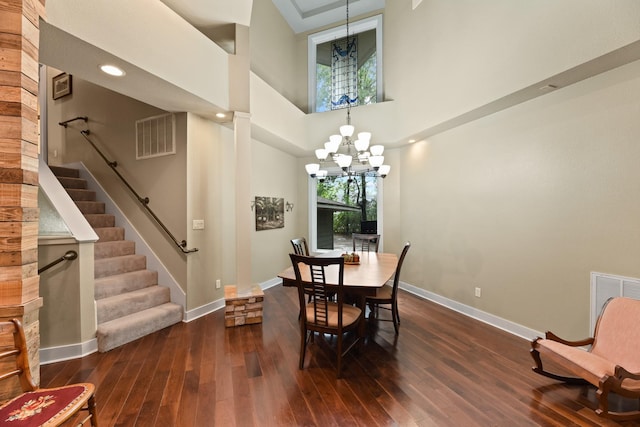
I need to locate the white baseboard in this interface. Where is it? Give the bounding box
[40,339,98,365]
[400,282,543,341]
[184,299,226,322]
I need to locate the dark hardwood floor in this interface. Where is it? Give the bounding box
[42,285,640,426]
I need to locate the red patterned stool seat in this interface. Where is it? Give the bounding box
[0,384,96,426]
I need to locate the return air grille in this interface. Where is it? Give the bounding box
[136,113,175,160]
[590,272,640,331]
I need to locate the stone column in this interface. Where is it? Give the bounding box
[0,0,46,400]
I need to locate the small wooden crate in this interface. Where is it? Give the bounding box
[224,285,264,327]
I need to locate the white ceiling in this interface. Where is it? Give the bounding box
[159,0,384,34]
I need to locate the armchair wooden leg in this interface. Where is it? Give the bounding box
[88,394,99,426]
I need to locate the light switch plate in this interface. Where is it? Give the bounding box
[192,219,205,230]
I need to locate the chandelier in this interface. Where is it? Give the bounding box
[304,0,390,181]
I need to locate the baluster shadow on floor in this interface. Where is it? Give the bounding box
[41,286,637,426]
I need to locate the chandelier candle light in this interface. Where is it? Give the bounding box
[305,0,390,181]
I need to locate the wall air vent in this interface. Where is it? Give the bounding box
[135,113,175,160]
[590,272,640,331]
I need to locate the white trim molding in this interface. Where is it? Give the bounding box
[400,282,544,341]
[40,339,98,365]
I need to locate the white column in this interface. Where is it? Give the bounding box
[234,111,252,293]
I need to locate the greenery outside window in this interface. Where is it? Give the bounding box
[310,173,384,252]
[308,15,383,113]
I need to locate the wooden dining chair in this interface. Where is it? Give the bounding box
[289,254,362,378]
[290,237,310,256]
[366,242,411,334]
[0,319,98,426]
[352,233,380,252]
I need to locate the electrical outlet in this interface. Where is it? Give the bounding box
[216,279,221,289]
[475,287,481,298]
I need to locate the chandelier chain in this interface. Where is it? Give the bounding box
[304,0,390,180]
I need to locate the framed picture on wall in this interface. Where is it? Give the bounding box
[254,196,284,231]
[52,73,72,99]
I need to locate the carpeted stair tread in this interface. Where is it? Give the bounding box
[75,201,105,214]
[57,176,87,189]
[94,227,125,242]
[49,166,79,178]
[95,254,146,278]
[65,188,96,201]
[96,303,183,352]
[95,270,158,300]
[94,240,135,259]
[97,285,171,324]
[84,213,115,228]
[51,165,184,353]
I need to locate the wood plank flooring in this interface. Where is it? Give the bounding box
[41,286,640,426]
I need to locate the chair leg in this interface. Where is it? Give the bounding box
[391,302,399,335]
[88,394,99,427]
[300,329,309,369]
[394,300,401,325]
[336,333,343,378]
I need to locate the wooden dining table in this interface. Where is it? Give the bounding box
[278,251,399,341]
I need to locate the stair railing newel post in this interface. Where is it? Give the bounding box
[59,117,198,253]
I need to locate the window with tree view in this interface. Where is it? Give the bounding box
[316,174,378,251]
[308,15,382,113]
[315,29,377,113]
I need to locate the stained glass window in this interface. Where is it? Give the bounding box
[331,35,358,110]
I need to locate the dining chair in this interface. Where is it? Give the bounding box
[290,237,310,256]
[0,319,98,426]
[366,241,411,334]
[352,233,380,252]
[289,254,362,378]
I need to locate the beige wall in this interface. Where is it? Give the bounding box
[47,70,188,288]
[250,139,300,283]
[185,113,236,310]
[383,0,640,134]
[39,240,96,347]
[396,58,640,340]
[249,0,307,111]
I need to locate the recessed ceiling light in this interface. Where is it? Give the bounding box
[216,113,226,118]
[408,139,416,143]
[100,64,125,77]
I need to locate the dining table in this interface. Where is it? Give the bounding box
[278,250,399,342]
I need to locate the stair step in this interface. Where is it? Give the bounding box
[85,213,115,228]
[95,270,158,300]
[97,286,171,324]
[57,176,87,189]
[75,201,105,215]
[96,303,183,352]
[94,227,125,242]
[95,240,135,259]
[50,166,79,178]
[95,254,146,278]
[66,188,96,202]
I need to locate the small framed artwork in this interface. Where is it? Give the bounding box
[52,73,72,100]
[254,196,284,231]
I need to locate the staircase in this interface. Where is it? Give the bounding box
[50,165,183,352]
